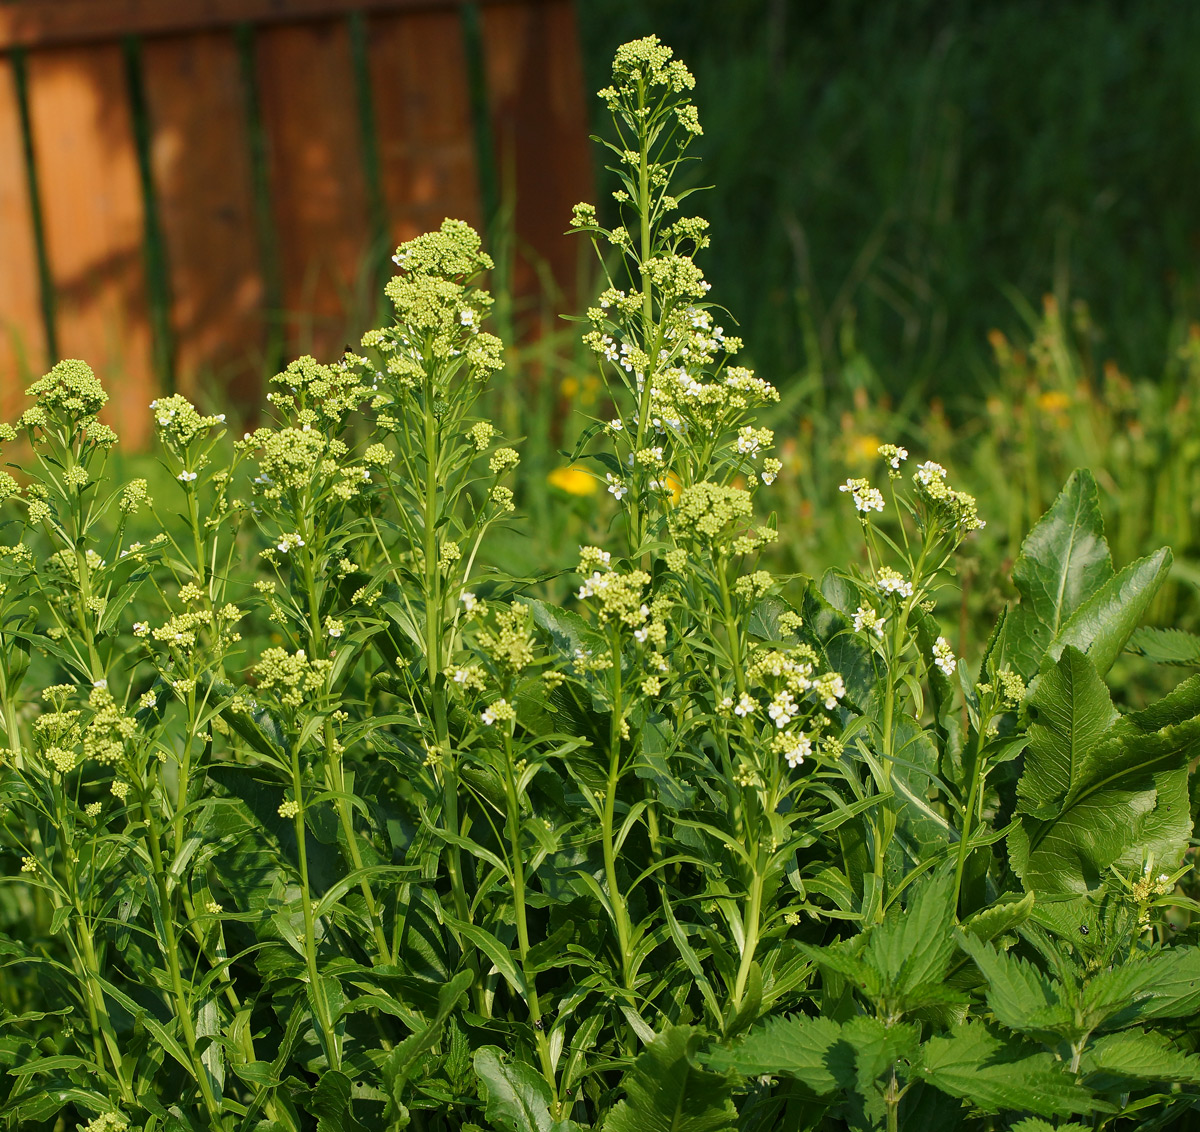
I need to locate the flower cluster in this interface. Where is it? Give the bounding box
[912,461,985,532]
[250,648,332,710]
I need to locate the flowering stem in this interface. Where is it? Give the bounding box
[731,866,764,1011]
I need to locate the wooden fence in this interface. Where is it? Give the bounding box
[0,0,593,445]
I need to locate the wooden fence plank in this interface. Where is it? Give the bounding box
[0,55,47,423]
[366,7,481,250]
[255,17,371,360]
[0,0,480,51]
[480,0,592,322]
[141,30,265,410]
[25,43,155,448]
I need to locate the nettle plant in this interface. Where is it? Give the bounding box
[1,35,1199,1132]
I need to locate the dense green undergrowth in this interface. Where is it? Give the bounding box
[1,37,1199,1132]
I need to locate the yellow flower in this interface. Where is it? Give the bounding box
[846,433,882,468]
[547,466,597,495]
[560,376,581,398]
[665,470,682,505]
[1036,390,1071,414]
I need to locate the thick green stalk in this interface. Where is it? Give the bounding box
[290,743,341,1072]
[141,797,224,1125]
[601,636,633,988]
[731,867,764,1011]
[503,733,557,1103]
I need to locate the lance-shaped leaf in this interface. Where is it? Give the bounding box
[1012,470,1113,635]
[1080,1030,1200,1087]
[1127,625,1200,667]
[1009,650,1200,899]
[702,1014,846,1096]
[1048,547,1172,676]
[955,933,1073,1040]
[474,1047,578,1132]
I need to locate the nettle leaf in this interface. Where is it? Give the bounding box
[1012,469,1113,637]
[1127,625,1200,667]
[955,934,1072,1040]
[1008,1119,1089,1132]
[1097,946,1200,1027]
[603,1025,737,1132]
[1080,1030,1200,1087]
[915,1022,1097,1117]
[867,870,959,1005]
[1009,650,1200,900]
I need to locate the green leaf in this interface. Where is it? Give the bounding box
[1017,645,1117,819]
[1049,548,1172,675]
[1080,1030,1200,1086]
[1127,625,1200,667]
[704,1014,844,1095]
[961,891,1035,944]
[1009,1121,1088,1132]
[866,869,959,1003]
[1012,469,1113,636]
[955,933,1072,1039]
[916,1022,1098,1117]
[383,970,471,1111]
[1010,652,1200,899]
[1096,945,1200,1027]
[474,1047,576,1132]
[603,1025,737,1132]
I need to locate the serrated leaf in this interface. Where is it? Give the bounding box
[1017,645,1117,818]
[1048,548,1172,675]
[703,1015,845,1095]
[1080,1030,1200,1086]
[955,933,1072,1039]
[1010,653,1200,899]
[603,1025,736,1132]
[1096,946,1200,1027]
[916,1022,1097,1117]
[867,869,958,1003]
[1012,469,1113,636]
[961,891,1035,944]
[1127,625,1200,667]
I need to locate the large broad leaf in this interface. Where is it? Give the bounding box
[915,1023,1097,1117]
[1011,470,1113,637]
[474,1047,577,1132]
[1048,548,1172,676]
[865,871,959,1008]
[1009,650,1200,900]
[603,1025,737,1132]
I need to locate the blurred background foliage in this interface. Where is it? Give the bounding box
[575,0,1200,400]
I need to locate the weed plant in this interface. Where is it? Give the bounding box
[2,37,1200,1132]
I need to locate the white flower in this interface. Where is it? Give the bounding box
[761,470,777,485]
[876,568,913,598]
[178,470,197,483]
[733,693,755,718]
[609,418,624,431]
[216,414,226,423]
[460,592,477,613]
[768,691,797,729]
[132,622,149,637]
[932,636,957,678]
[606,474,628,501]
[92,678,107,690]
[840,478,884,513]
[853,605,885,638]
[783,732,812,769]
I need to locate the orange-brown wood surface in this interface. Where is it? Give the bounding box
[141,29,266,409]
[0,55,47,423]
[481,0,592,323]
[25,42,155,448]
[254,17,371,360]
[367,6,481,250]
[0,0,473,51]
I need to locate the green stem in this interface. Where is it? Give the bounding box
[951,727,987,920]
[601,636,632,988]
[731,868,764,1011]
[290,742,341,1072]
[504,733,557,1103]
[142,797,224,1125]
